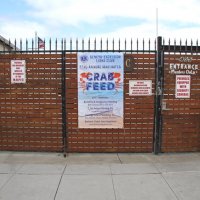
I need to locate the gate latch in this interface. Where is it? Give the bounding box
[162,100,171,111]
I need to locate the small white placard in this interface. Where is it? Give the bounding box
[11,60,26,84]
[129,80,152,96]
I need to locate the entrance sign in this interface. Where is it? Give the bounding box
[169,56,198,75]
[175,75,191,98]
[78,53,124,128]
[129,80,152,96]
[11,60,26,83]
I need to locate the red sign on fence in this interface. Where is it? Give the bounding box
[175,75,191,98]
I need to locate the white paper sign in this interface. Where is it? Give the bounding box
[175,75,191,98]
[11,60,26,84]
[129,80,152,96]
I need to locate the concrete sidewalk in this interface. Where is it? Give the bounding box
[0,152,200,200]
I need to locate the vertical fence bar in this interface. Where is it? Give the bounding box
[20,39,22,52]
[14,39,17,51]
[173,39,176,54]
[70,38,72,51]
[55,38,58,53]
[185,39,187,53]
[64,38,66,51]
[88,38,90,51]
[49,38,51,54]
[106,38,108,51]
[82,39,84,51]
[94,38,96,51]
[32,39,34,53]
[112,38,114,52]
[180,39,182,54]
[76,38,78,51]
[61,39,64,51]
[44,39,46,53]
[148,38,151,53]
[143,38,144,52]
[191,39,193,55]
[61,50,67,157]
[26,39,28,52]
[131,38,133,53]
[154,36,164,154]
[37,38,39,53]
[167,39,170,51]
[125,38,127,53]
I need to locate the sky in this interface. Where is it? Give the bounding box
[1,0,200,49]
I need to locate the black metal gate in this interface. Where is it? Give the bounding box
[0,37,199,153]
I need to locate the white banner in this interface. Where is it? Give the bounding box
[78,53,124,128]
[175,75,191,98]
[11,60,26,84]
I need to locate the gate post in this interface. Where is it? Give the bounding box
[61,51,67,157]
[154,36,164,154]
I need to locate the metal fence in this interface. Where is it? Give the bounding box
[0,37,199,154]
[1,38,158,52]
[2,37,200,52]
